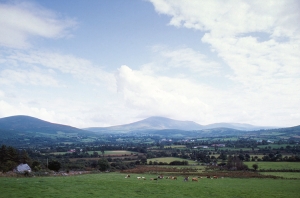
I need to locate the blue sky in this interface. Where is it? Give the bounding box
[0,0,299,128]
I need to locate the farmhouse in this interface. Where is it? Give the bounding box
[14,163,31,173]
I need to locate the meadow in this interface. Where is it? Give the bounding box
[147,157,197,165]
[244,161,300,170]
[50,150,137,156]
[0,173,299,198]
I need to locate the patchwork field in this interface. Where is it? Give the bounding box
[0,173,299,198]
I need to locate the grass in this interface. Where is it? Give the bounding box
[89,150,137,155]
[0,173,299,198]
[164,145,187,149]
[244,161,300,170]
[147,157,197,165]
[50,150,138,156]
[257,144,290,149]
[260,172,300,179]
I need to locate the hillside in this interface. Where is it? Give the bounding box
[85,116,204,133]
[0,115,89,134]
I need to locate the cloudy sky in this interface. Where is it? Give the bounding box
[0,0,299,128]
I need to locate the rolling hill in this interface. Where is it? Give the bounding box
[0,115,89,134]
[84,116,273,133]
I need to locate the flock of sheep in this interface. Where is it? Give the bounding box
[125,174,223,182]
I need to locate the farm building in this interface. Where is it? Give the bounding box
[14,163,31,173]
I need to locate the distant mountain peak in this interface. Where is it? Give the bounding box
[85,116,276,133]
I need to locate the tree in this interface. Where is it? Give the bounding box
[0,145,25,172]
[31,161,42,172]
[100,146,105,157]
[20,150,31,165]
[98,158,110,171]
[252,164,258,171]
[48,161,61,172]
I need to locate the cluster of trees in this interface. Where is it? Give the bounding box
[0,145,31,172]
[262,153,300,162]
[225,156,248,170]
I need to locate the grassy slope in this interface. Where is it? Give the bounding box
[0,173,299,198]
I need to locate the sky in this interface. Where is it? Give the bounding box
[0,0,299,128]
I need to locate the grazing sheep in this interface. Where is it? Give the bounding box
[137,177,141,180]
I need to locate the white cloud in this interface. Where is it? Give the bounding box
[145,46,220,76]
[0,67,59,86]
[149,0,300,38]
[0,1,77,48]
[148,0,300,127]
[116,65,221,123]
[6,50,115,88]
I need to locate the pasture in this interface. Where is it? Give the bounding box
[260,172,300,179]
[244,161,300,170]
[49,150,138,156]
[147,157,197,165]
[0,173,299,198]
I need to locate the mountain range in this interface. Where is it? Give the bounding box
[0,115,279,135]
[84,116,274,133]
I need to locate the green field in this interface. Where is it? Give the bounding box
[147,157,197,165]
[0,173,299,198]
[164,145,187,149]
[260,172,300,179]
[50,150,137,156]
[245,161,300,170]
[90,150,137,155]
[257,144,289,149]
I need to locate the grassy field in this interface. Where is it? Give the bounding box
[147,157,197,165]
[257,144,289,149]
[50,150,138,156]
[164,145,187,149]
[244,161,300,170]
[0,173,299,198]
[260,172,300,179]
[91,150,137,155]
